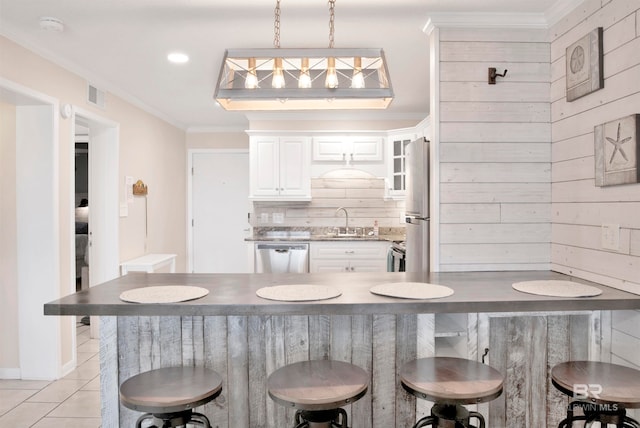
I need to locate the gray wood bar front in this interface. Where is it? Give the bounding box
[44,271,640,427]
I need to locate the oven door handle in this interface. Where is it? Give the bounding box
[391,248,405,259]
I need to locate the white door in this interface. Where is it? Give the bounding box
[86,123,120,287]
[191,151,250,273]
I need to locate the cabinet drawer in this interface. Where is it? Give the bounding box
[310,242,389,259]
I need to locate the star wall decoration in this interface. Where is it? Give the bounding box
[595,114,639,186]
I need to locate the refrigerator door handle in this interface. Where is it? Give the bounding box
[405,215,429,223]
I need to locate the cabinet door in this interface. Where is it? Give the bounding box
[350,137,383,161]
[386,133,415,197]
[348,258,387,272]
[312,136,383,162]
[311,136,346,161]
[279,137,310,197]
[310,259,350,273]
[250,137,280,197]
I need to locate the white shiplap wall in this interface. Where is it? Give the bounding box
[436,27,552,271]
[549,0,640,378]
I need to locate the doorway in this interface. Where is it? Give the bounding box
[0,78,60,380]
[188,150,251,273]
[70,108,120,339]
[74,126,89,298]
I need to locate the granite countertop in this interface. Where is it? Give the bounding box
[247,234,404,242]
[44,271,640,317]
[246,227,405,242]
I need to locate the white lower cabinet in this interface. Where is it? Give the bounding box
[309,241,390,273]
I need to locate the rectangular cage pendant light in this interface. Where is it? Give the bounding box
[213,48,394,111]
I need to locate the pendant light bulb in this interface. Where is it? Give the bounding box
[325,57,339,89]
[351,56,365,89]
[245,57,259,89]
[272,57,285,88]
[298,57,312,88]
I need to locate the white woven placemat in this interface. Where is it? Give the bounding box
[120,285,209,303]
[370,282,454,300]
[512,280,602,298]
[256,284,341,302]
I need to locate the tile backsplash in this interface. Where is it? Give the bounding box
[252,173,406,230]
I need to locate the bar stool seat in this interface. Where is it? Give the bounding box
[400,357,504,428]
[551,361,640,428]
[267,359,369,428]
[120,366,222,428]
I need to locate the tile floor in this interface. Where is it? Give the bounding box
[0,321,101,427]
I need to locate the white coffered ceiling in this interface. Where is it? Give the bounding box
[0,0,582,130]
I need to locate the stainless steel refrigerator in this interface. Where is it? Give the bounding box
[404,137,429,273]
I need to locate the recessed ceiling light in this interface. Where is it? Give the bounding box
[39,17,64,32]
[167,52,189,64]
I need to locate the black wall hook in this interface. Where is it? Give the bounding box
[488,67,508,84]
[481,347,490,364]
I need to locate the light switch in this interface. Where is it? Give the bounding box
[601,224,620,250]
[125,176,134,203]
[119,203,128,217]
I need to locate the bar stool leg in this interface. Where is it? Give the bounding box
[468,411,486,428]
[557,401,588,428]
[135,413,154,428]
[413,415,436,428]
[624,417,640,428]
[190,412,212,427]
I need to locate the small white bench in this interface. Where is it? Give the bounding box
[120,253,177,275]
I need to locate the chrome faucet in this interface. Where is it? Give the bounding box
[335,207,349,234]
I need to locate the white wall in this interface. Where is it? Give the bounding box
[549,0,640,376]
[0,101,19,374]
[0,35,187,376]
[432,27,552,271]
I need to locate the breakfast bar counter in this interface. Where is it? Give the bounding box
[44,271,640,428]
[45,270,640,316]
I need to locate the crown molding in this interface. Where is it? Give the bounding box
[544,0,586,27]
[187,126,248,133]
[422,0,586,34]
[0,27,186,131]
[423,12,548,35]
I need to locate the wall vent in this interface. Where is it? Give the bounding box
[87,83,106,109]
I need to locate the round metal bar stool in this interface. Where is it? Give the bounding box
[119,366,223,428]
[400,357,504,428]
[551,361,640,428]
[267,359,369,428]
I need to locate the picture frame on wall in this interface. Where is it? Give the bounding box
[595,114,639,187]
[566,27,604,102]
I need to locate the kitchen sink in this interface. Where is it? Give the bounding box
[314,229,371,239]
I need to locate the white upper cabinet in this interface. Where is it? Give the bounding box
[312,136,384,162]
[385,131,417,198]
[249,136,311,200]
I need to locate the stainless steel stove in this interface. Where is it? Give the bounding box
[388,241,406,272]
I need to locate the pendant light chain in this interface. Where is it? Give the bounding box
[328,0,336,48]
[274,0,281,48]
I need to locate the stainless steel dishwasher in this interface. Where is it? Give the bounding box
[255,243,309,273]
